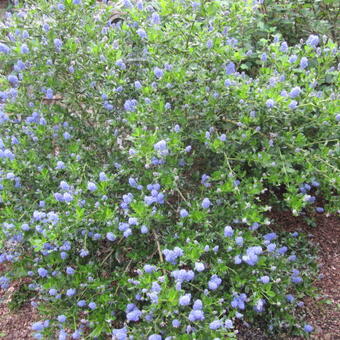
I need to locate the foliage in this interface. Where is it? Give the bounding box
[0,0,338,339]
[257,0,340,45]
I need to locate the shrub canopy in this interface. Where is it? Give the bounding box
[0,0,339,339]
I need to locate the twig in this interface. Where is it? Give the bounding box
[152,230,163,263]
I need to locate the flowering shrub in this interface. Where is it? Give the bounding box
[0,0,338,339]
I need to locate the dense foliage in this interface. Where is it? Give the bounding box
[0,0,339,339]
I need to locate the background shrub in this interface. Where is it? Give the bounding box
[0,0,338,339]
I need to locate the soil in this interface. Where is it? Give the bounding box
[268,211,340,340]
[0,264,37,339]
[0,212,339,339]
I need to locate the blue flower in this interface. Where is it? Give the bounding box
[72,330,82,339]
[315,207,324,213]
[231,293,247,310]
[154,67,164,79]
[291,275,303,284]
[193,299,203,310]
[148,335,162,340]
[289,100,298,110]
[116,59,126,70]
[63,192,73,203]
[304,324,314,333]
[112,327,127,340]
[171,269,194,282]
[137,29,147,39]
[49,288,57,296]
[106,232,116,241]
[20,44,29,54]
[219,134,227,141]
[126,307,141,322]
[57,315,67,323]
[201,198,211,209]
[259,275,270,284]
[8,75,19,86]
[254,298,266,312]
[267,243,276,252]
[188,309,205,322]
[194,262,205,272]
[289,55,297,63]
[289,87,301,98]
[87,181,97,192]
[266,99,275,108]
[208,275,222,290]
[225,319,234,329]
[59,330,67,340]
[225,62,236,75]
[144,264,156,273]
[38,268,48,277]
[66,267,75,275]
[154,140,168,156]
[99,172,107,181]
[151,12,161,25]
[179,293,191,306]
[77,300,86,307]
[235,236,243,246]
[263,232,277,241]
[66,288,76,297]
[286,294,295,303]
[54,38,63,50]
[124,99,137,112]
[163,247,183,264]
[280,42,288,52]
[56,161,65,169]
[88,302,97,310]
[46,88,54,99]
[306,35,319,48]
[209,319,222,330]
[32,322,45,331]
[172,319,181,327]
[180,209,189,218]
[0,43,10,54]
[300,57,308,69]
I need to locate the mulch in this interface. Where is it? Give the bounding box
[268,211,340,340]
[0,264,37,339]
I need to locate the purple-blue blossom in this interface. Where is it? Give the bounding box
[172,319,181,327]
[300,57,308,69]
[266,99,275,108]
[194,262,205,272]
[304,324,314,333]
[180,209,189,218]
[289,87,301,98]
[154,67,164,79]
[137,29,147,39]
[151,12,161,25]
[179,293,191,306]
[87,181,97,192]
[225,62,236,75]
[259,275,270,283]
[209,320,222,330]
[306,35,319,48]
[38,268,48,277]
[88,302,97,310]
[54,38,63,50]
[208,274,222,290]
[57,315,67,323]
[201,197,211,209]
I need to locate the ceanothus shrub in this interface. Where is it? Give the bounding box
[0,0,338,339]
